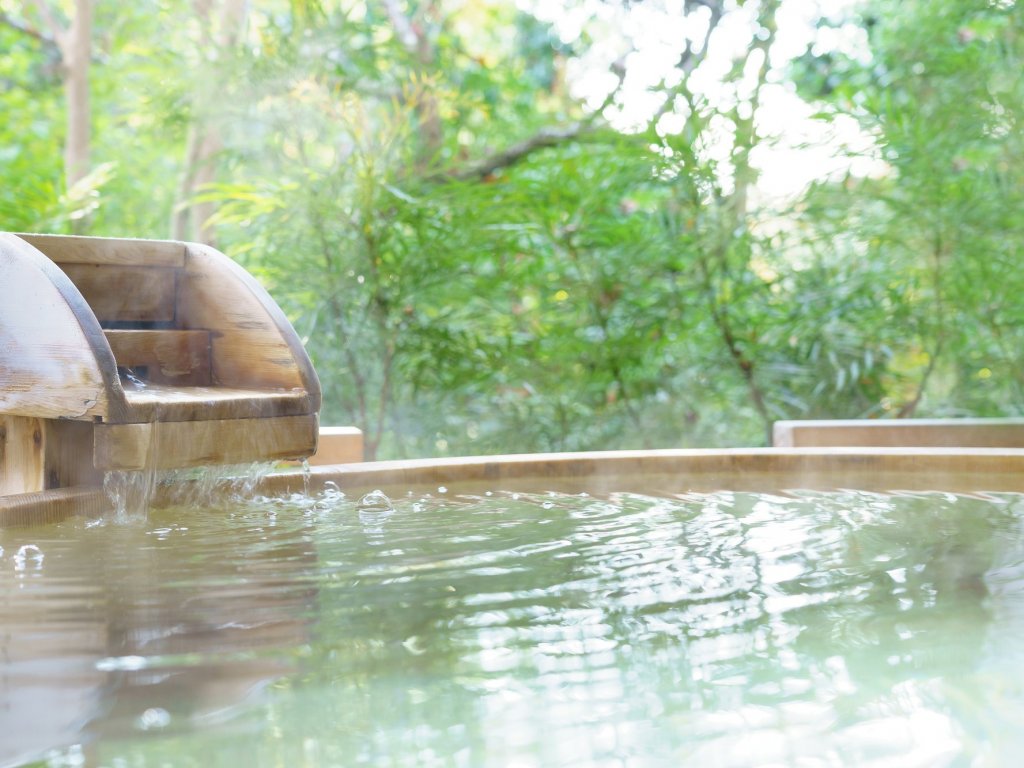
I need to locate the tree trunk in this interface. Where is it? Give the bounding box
[171,0,247,244]
[29,0,93,223]
[62,0,91,190]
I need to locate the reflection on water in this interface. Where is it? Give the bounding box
[3,489,1024,766]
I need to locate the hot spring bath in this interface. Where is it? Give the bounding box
[4,235,1024,764]
[3,449,1024,767]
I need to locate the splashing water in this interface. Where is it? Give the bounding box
[102,463,279,523]
[121,369,147,390]
[11,544,43,571]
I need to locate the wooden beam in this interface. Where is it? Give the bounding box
[773,418,1024,448]
[93,414,318,470]
[0,416,44,495]
[61,264,178,324]
[309,426,363,465]
[121,385,313,423]
[18,233,186,267]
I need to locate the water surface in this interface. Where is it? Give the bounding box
[3,487,1024,766]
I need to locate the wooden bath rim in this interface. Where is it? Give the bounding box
[4,446,1024,527]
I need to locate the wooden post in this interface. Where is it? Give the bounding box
[0,416,99,495]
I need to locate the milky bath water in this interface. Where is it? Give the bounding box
[2,487,1023,766]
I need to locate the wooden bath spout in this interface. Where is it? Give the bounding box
[0,232,322,499]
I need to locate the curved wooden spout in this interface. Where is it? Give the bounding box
[0,232,126,421]
[1,233,322,490]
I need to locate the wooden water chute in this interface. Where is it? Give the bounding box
[0,232,321,498]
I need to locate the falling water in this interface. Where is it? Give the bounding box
[102,463,279,523]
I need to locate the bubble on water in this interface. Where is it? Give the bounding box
[323,481,346,501]
[357,490,394,513]
[13,544,43,571]
[136,707,171,731]
[358,490,395,542]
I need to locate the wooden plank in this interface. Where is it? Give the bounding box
[104,329,211,386]
[9,447,1024,526]
[0,416,44,495]
[93,414,319,470]
[209,331,312,390]
[0,233,121,421]
[0,486,110,527]
[61,264,178,324]
[18,233,186,267]
[256,447,1024,498]
[773,418,1024,448]
[178,243,320,403]
[122,385,313,422]
[309,426,363,465]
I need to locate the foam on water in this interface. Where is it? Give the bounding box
[3,488,1024,766]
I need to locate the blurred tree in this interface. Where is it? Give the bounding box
[794,0,1024,417]
[2,0,1023,457]
[171,0,248,244]
[1,0,95,229]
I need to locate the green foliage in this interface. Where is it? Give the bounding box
[3,0,1024,457]
[795,0,1024,416]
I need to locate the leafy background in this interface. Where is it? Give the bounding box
[1,0,1021,459]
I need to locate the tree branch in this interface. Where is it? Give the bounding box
[29,0,66,50]
[450,122,594,181]
[0,10,56,47]
[448,50,629,183]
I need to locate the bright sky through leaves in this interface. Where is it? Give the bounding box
[518,0,887,202]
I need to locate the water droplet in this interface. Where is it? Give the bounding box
[357,490,394,513]
[136,707,171,731]
[13,544,43,571]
